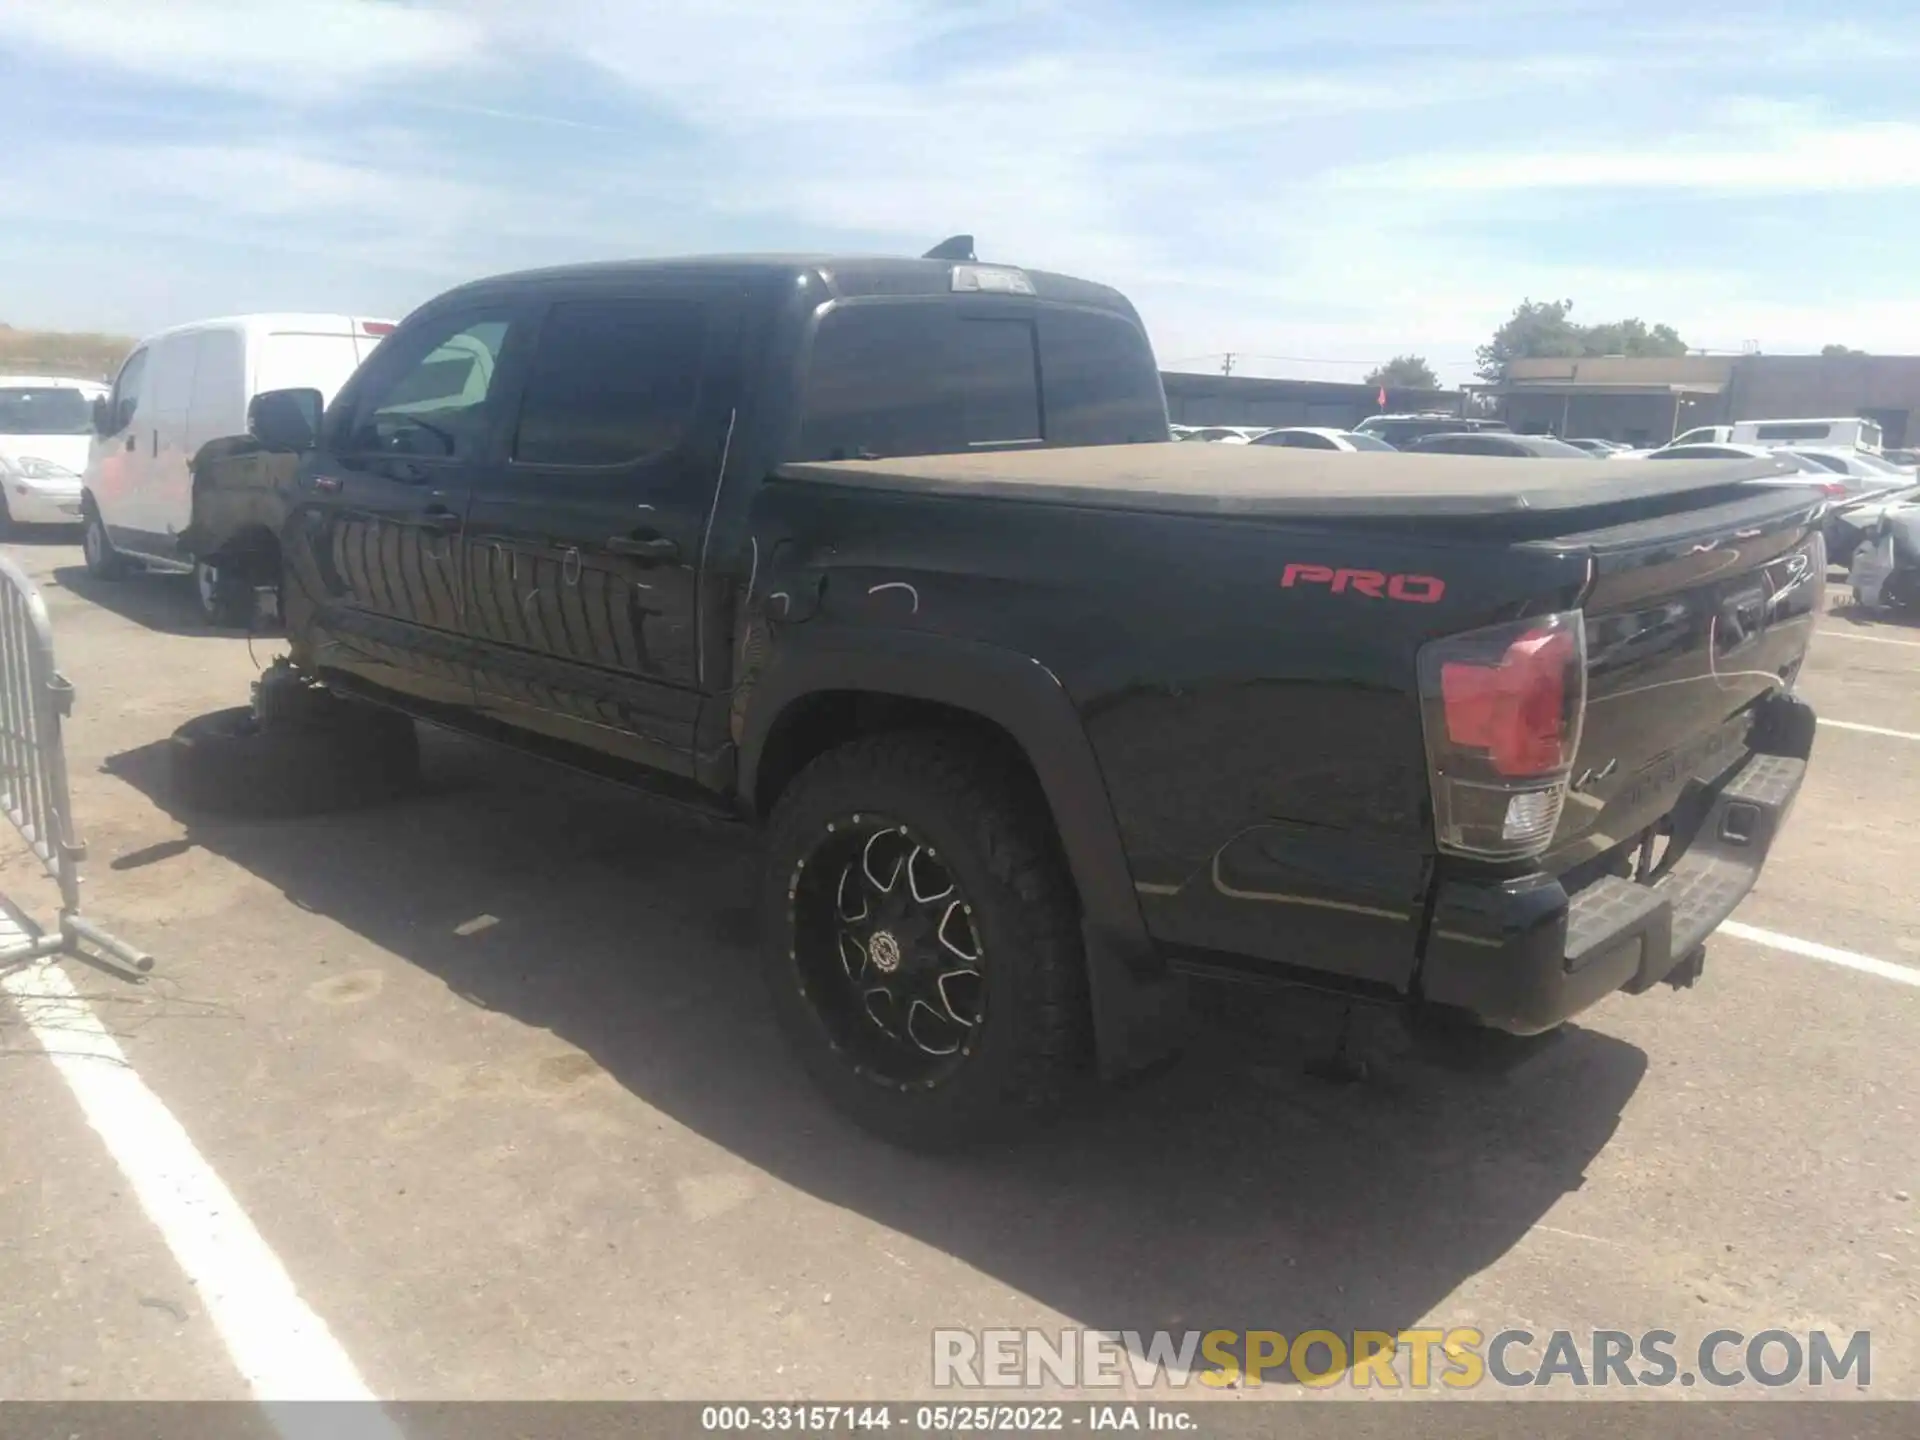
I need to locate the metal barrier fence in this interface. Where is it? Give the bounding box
[0,554,151,978]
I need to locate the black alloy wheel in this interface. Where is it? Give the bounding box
[791,815,987,1086]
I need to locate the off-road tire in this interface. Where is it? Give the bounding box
[169,704,420,818]
[762,730,1090,1150]
[81,505,128,579]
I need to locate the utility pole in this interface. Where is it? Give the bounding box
[1221,352,1236,377]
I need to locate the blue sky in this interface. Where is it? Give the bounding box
[3,0,1918,384]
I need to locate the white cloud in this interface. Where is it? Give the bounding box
[8,0,1920,371]
[1334,120,1920,193]
[0,0,485,98]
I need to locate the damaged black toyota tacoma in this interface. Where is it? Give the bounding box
[181,241,1825,1147]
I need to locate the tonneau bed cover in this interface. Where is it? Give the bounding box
[777,442,1812,519]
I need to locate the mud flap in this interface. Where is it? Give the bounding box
[1083,921,1189,1078]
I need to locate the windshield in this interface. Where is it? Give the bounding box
[0,386,95,436]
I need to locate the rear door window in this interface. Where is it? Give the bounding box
[512,298,709,467]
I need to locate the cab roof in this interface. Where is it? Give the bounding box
[428,253,1141,318]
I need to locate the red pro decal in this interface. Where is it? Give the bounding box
[1282,564,1446,604]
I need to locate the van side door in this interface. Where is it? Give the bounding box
[461,286,744,776]
[280,304,529,711]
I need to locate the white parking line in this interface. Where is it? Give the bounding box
[1819,629,1920,649]
[1818,718,1920,741]
[1,947,400,1428]
[1718,920,1920,989]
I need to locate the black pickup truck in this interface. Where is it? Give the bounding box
[179,243,1824,1148]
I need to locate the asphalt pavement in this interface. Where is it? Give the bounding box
[2,536,1915,1411]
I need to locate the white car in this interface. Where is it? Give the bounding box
[1637,442,1850,490]
[1248,426,1398,452]
[1773,446,1915,493]
[1179,425,1269,444]
[0,375,107,530]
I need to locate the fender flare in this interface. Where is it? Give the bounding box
[737,626,1186,1074]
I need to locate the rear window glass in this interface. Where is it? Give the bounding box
[1752,422,1833,442]
[797,301,1165,461]
[0,386,94,435]
[258,332,370,405]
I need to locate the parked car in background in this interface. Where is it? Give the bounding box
[1828,482,1920,566]
[1885,448,1920,467]
[1179,425,1268,444]
[1403,432,1597,459]
[1730,416,1884,454]
[1637,443,1834,475]
[1773,446,1914,492]
[1562,438,1629,455]
[1352,413,1508,448]
[1247,426,1397,452]
[0,375,106,531]
[1669,425,1734,447]
[82,312,394,623]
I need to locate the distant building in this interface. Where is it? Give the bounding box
[1480,353,1920,447]
[1160,372,1462,431]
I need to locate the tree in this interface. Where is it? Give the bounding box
[1821,343,1866,357]
[1475,299,1688,381]
[1363,354,1439,390]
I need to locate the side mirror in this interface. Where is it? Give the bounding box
[91,395,112,437]
[248,388,323,453]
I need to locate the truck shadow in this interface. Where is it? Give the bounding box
[51,564,270,639]
[103,724,1648,1382]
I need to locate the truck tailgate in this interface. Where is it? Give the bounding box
[1541,488,1826,872]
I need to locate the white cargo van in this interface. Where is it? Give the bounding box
[82,313,392,622]
[1729,416,1884,453]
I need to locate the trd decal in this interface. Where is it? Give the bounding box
[1281,563,1446,603]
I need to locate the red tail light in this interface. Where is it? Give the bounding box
[362,321,396,336]
[1418,611,1587,860]
[1439,627,1576,777]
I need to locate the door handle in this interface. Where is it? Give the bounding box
[124,433,136,452]
[606,534,680,562]
[151,430,158,458]
[419,507,463,533]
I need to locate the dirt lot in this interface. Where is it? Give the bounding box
[3,533,1917,1408]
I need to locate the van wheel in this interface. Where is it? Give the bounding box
[82,508,127,579]
[761,731,1090,1150]
[194,561,255,628]
[169,704,420,818]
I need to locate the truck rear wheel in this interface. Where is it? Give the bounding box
[761,731,1089,1149]
[169,703,420,818]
